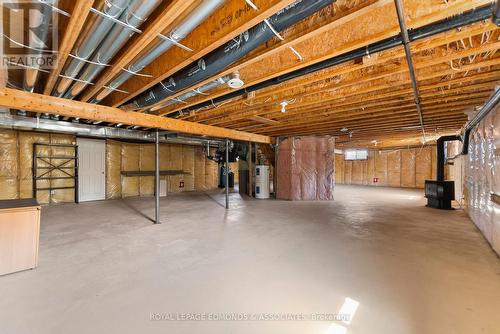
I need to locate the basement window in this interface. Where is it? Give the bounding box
[345,149,368,161]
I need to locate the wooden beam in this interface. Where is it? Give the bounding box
[0,88,273,144]
[43,0,95,95]
[78,0,200,102]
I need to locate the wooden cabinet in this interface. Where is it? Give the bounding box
[0,199,41,276]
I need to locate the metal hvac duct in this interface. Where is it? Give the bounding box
[171,5,492,118]
[92,0,225,102]
[52,0,130,96]
[123,0,336,110]
[0,112,226,146]
[23,1,54,92]
[63,0,163,99]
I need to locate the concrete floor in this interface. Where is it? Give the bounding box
[1,185,499,334]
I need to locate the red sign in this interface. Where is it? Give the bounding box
[373,178,379,183]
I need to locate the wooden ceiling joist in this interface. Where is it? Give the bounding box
[43,0,96,95]
[90,0,297,106]
[78,0,200,102]
[156,0,493,116]
[0,88,273,144]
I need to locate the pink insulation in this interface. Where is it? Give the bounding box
[277,136,335,201]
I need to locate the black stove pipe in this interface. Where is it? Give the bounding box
[461,87,500,155]
[493,0,500,26]
[171,5,492,118]
[125,0,336,109]
[436,135,462,182]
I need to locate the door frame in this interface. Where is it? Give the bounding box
[77,138,106,202]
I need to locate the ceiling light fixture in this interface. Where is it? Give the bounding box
[227,72,244,89]
[280,101,289,113]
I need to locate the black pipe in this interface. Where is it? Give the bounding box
[493,1,500,26]
[394,0,426,140]
[436,135,461,182]
[461,87,500,155]
[171,5,492,117]
[125,0,336,109]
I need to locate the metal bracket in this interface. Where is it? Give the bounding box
[158,33,193,52]
[288,46,303,61]
[264,19,284,41]
[68,53,111,66]
[90,7,142,34]
[59,74,94,85]
[103,85,129,94]
[172,97,188,104]
[193,88,209,95]
[245,0,259,10]
[121,67,153,78]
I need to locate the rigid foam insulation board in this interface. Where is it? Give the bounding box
[121,143,140,198]
[140,144,155,196]
[106,140,122,199]
[0,130,18,200]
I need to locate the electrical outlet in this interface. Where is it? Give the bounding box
[179,181,184,188]
[50,190,55,195]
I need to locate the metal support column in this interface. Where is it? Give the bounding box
[225,139,230,209]
[225,139,229,209]
[274,137,280,198]
[248,142,253,197]
[155,129,161,224]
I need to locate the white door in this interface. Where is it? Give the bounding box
[78,138,106,202]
